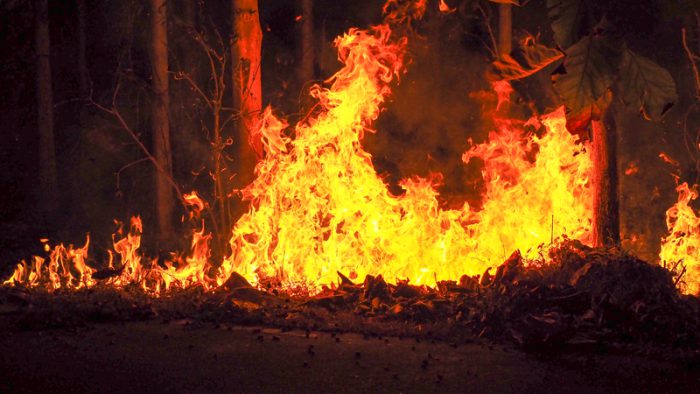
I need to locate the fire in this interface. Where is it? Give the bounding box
[438,0,456,14]
[221,23,593,291]
[3,194,215,293]
[4,5,596,294]
[660,182,700,294]
[3,237,94,290]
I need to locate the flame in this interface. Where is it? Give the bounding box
[221,22,593,292]
[439,0,456,14]
[4,209,215,294]
[183,191,206,219]
[660,182,700,294]
[3,236,94,289]
[491,80,514,112]
[4,5,596,295]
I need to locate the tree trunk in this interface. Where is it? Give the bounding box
[182,0,196,28]
[496,3,512,116]
[231,0,263,189]
[591,108,620,248]
[498,3,512,56]
[212,99,230,250]
[149,0,175,246]
[77,0,89,99]
[298,0,314,85]
[297,0,314,113]
[75,0,90,226]
[35,0,58,221]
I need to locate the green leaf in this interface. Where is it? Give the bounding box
[553,35,622,115]
[488,37,563,81]
[616,49,677,120]
[547,0,585,49]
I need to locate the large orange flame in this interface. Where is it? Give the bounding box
[220,23,593,292]
[4,9,596,294]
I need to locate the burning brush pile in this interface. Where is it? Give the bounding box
[4,240,699,354]
[2,0,700,354]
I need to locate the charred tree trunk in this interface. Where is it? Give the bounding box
[35,0,58,221]
[231,0,263,189]
[591,108,620,248]
[149,0,175,246]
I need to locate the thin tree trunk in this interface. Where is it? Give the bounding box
[212,99,229,245]
[496,3,512,116]
[297,0,314,113]
[318,17,327,77]
[182,0,196,28]
[232,0,263,190]
[35,0,58,220]
[77,0,89,99]
[298,0,314,85]
[591,108,620,247]
[76,0,90,225]
[498,3,512,56]
[149,0,175,246]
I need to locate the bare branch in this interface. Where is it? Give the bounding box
[173,70,213,110]
[476,3,498,58]
[115,157,150,193]
[89,93,188,210]
[683,28,700,99]
[682,27,700,184]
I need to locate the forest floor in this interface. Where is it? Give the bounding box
[0,316,698,394]
[1,241,700,392]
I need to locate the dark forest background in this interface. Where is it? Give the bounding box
[1,0,699,273]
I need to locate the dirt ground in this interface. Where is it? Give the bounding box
[0,314,697,394]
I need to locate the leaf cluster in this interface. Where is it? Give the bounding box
[484,0,678,132]
[547,0,677,131]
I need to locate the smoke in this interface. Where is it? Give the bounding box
[366,5,495,209]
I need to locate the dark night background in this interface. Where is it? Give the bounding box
[1,0,699,274]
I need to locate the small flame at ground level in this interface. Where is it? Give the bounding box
[660,183,700,294]
[3,11,697,295]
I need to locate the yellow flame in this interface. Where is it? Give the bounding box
[4,11,596,295]
[3,236,94,289]
[221,24,593,292]
[660,182,700,294]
